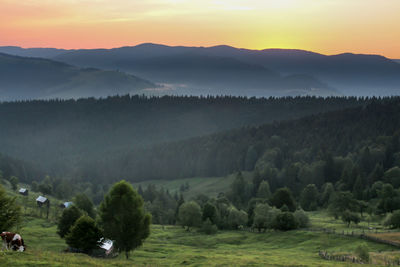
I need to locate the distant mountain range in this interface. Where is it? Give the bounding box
[1,43,400,98]
[0,53,155,100]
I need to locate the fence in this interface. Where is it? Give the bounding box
[305,227,400,247]
[318,250,362,264]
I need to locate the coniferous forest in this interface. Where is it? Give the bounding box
[3,95,400,265]
[1,95,400,212]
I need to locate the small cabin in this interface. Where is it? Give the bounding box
[18,188,29,196]
[36,196,49,207]
[60,201,73,209]
[91,238,115,257]
[100,239,114,256]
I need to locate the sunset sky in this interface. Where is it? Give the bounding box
[1,0,399,58]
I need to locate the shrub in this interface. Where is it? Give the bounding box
[57,206,83,238]
[355,244,369,263]
[383,209,400,228]
[252,203,280,232]
[200,218,218,235]
[179,201,202,230]
[272,212,299,231]
[382,213,393,227]
[341,210,360,227]
[270,188,296,212]
[0,185,21,231]
[294,209,310,228]
[300,184,319,211]
[227,207,247,230]
[65,216,103,254]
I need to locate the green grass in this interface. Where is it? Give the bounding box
[2,181,399,266]
[309,211,391,234]
[132,171,253,200]
[2,216,397,266]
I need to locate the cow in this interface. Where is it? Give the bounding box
[0,232,25,251]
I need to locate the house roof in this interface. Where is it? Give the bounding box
[63,202,73,208]
[36,196,48,203]
[19,188,27,193]
[99,239,113,251]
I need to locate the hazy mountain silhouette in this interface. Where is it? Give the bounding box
[45,43,400,96]
[2,43,399,96]
[0,45,337,97]
[0,53,155,100]
[47,45,335,96]
[0,46,69,58]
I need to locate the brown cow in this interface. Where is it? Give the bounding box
[0,232,25,251]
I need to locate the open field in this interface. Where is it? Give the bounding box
[1,216,398,266]
[368,233,400,245]
[309,211,388,233]
[132,172,253,200]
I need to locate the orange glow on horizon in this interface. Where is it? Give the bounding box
[0,0,399,58]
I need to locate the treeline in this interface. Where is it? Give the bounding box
[0,153,43,183]
[91,97,400,186]
[135,178,309,232]
[0,94,365,179]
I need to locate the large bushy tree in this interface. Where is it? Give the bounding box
[74,193,95,219]
[272,212,299,231]
[99,180,151,259]
[65,216,102,254]
[57,205,83,238]
[300,184,319,211]
[178,201,202,230]
[270,188,296,212]
[0,185,21,231]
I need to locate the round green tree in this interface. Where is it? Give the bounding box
[0,185,21,231]
[99,180,151,259]
[300,184,319,211]
[178,201,202,231]
[9,176,19,191]
[74,193,95,219]
[270,187,297,212]
[272,212,299,231]
[65,215,103,254]
[57,205,83,238]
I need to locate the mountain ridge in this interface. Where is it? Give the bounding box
[0,53,155,100]
[1,43,399,97]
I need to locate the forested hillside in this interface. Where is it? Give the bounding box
[0,95,363,179]
[95,97,400,192]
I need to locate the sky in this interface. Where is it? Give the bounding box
[0,0,399,58]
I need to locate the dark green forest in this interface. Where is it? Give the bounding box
[2,95,400,232]
[95,97,400,188]
[0,95,363,180]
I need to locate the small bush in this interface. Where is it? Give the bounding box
[272,212,299,231]
[390,210,400,228]
[65,215,103,254]
[57,206,83,238]
[200,218,218,235]
[382,213,393,227]
[341,210,360,227]
[294,209,310,228]
[355,244,369,263]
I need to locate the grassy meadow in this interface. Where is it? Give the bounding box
[2,180,400,266]
[132,172,253,199]
[1,214,399,267]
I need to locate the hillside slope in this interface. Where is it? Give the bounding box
[54,47,335,97]
[0,53,155,100]
[0,96,364,177]
[21,43,400,96]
